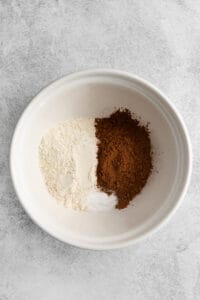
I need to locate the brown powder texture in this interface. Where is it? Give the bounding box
[95,109,152,209]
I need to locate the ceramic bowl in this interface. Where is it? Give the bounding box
[10,70,192,249]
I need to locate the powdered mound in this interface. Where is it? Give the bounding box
[95,109,152,209]
[39,118,97,211]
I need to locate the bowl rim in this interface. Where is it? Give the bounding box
[10,69,192,250]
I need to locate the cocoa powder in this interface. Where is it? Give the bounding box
[95,109,152,209]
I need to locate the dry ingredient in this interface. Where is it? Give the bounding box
[87,191,117,211]
[95,109,152,209]
[39,109,153,211]
[39,118,97,211]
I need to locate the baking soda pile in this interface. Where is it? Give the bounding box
[39,110,152,211]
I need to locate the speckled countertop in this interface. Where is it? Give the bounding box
[0,1,200,299]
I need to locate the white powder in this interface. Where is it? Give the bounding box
[39,118,97,211]
[87,191,117,211]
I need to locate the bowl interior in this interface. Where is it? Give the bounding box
[11,71,190,249]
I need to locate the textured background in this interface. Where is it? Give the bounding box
[0,1,200,299]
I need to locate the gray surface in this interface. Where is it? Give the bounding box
[0,0,199,299]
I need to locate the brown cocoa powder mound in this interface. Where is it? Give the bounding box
[95,109,152,209]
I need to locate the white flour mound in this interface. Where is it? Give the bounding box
[39,118,97,211]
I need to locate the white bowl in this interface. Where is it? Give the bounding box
[10,69,192,250]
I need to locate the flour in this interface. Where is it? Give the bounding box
[39,118,97,211]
